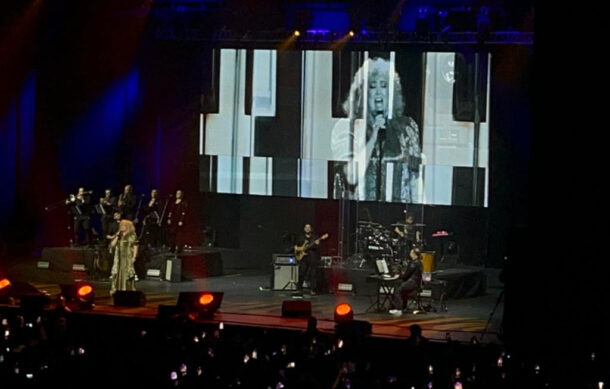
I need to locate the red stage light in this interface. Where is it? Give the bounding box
[199,293,214,306]
[77,285,93,297]
[0,278,11,290]
[60,282,95,309]
[334,303,354,322]
[335,303,352,316]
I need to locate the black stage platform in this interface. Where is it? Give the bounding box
[37,246,485,300]
[39,246,224,281]
[5,251,502,343]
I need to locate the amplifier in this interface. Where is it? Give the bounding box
[272,254,298,290]
[273,254,296,265]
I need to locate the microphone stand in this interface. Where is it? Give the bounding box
[375,126,386,202]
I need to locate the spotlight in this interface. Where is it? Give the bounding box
[0,278,12,303]
[0,278,10,290]
[60,282,95,309]
[0,280,40,304]
[293,30,300,37]
[199,293,214,305]
[178,292,223,318]
[334,303,353,322]
[348,30,355,37]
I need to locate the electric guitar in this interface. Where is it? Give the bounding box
[294,233,329,261]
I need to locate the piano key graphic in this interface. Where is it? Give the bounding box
[200,48,220,113]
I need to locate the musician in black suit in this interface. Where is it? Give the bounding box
[389,247,423,315]
[65,187,92,246]
[117,184,136,221]
[140,189,161,248]
[99,189,117,241]
[393,213,420,252]
[167,190,188,253]
[105,211,121,239]
[295,224,321,295]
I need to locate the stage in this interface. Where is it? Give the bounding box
[5,247,504,344]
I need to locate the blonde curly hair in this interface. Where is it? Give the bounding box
[119,219,136,235]
[342,57,405,121]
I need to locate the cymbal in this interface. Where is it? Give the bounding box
[391,223,407,227]
[413,223,426,227]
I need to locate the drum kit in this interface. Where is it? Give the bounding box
[356,220,426,265]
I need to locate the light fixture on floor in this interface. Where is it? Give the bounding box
[334,303,353,322]
[178,291,224,318]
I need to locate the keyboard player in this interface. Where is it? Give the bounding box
[388,247,423,316]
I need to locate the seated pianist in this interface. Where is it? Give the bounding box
[388,247,423,316]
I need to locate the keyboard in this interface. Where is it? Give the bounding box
[382,274,399,279]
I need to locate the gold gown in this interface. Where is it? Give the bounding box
[110,232,137,295]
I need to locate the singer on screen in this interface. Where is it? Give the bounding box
[331,56,421,202]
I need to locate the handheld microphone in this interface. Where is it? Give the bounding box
[375,110,386,140]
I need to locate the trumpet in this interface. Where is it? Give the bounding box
[67,190,93,202]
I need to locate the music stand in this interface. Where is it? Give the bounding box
[375,259,390,275]
[70,205,82,217]
[95,204,106,216]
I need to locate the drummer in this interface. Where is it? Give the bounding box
[393,213,420,251]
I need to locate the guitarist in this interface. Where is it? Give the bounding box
[295,224,321,295]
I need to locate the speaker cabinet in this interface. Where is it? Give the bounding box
[165,257,182,282]
[281,300,311,318]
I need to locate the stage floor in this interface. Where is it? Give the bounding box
[5,257,505,344]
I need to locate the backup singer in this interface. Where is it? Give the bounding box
[140,189,161,247]
[166,190,188,253]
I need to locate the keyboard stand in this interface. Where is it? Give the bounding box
[365,275,399,313]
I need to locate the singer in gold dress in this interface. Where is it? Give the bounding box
[330,57,421,202]
[109,219,138,295]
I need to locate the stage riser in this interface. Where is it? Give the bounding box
[39,247,223,282]
[40,247,106,273]
[146,252,223,281]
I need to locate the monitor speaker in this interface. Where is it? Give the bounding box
[281,300,311,318]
